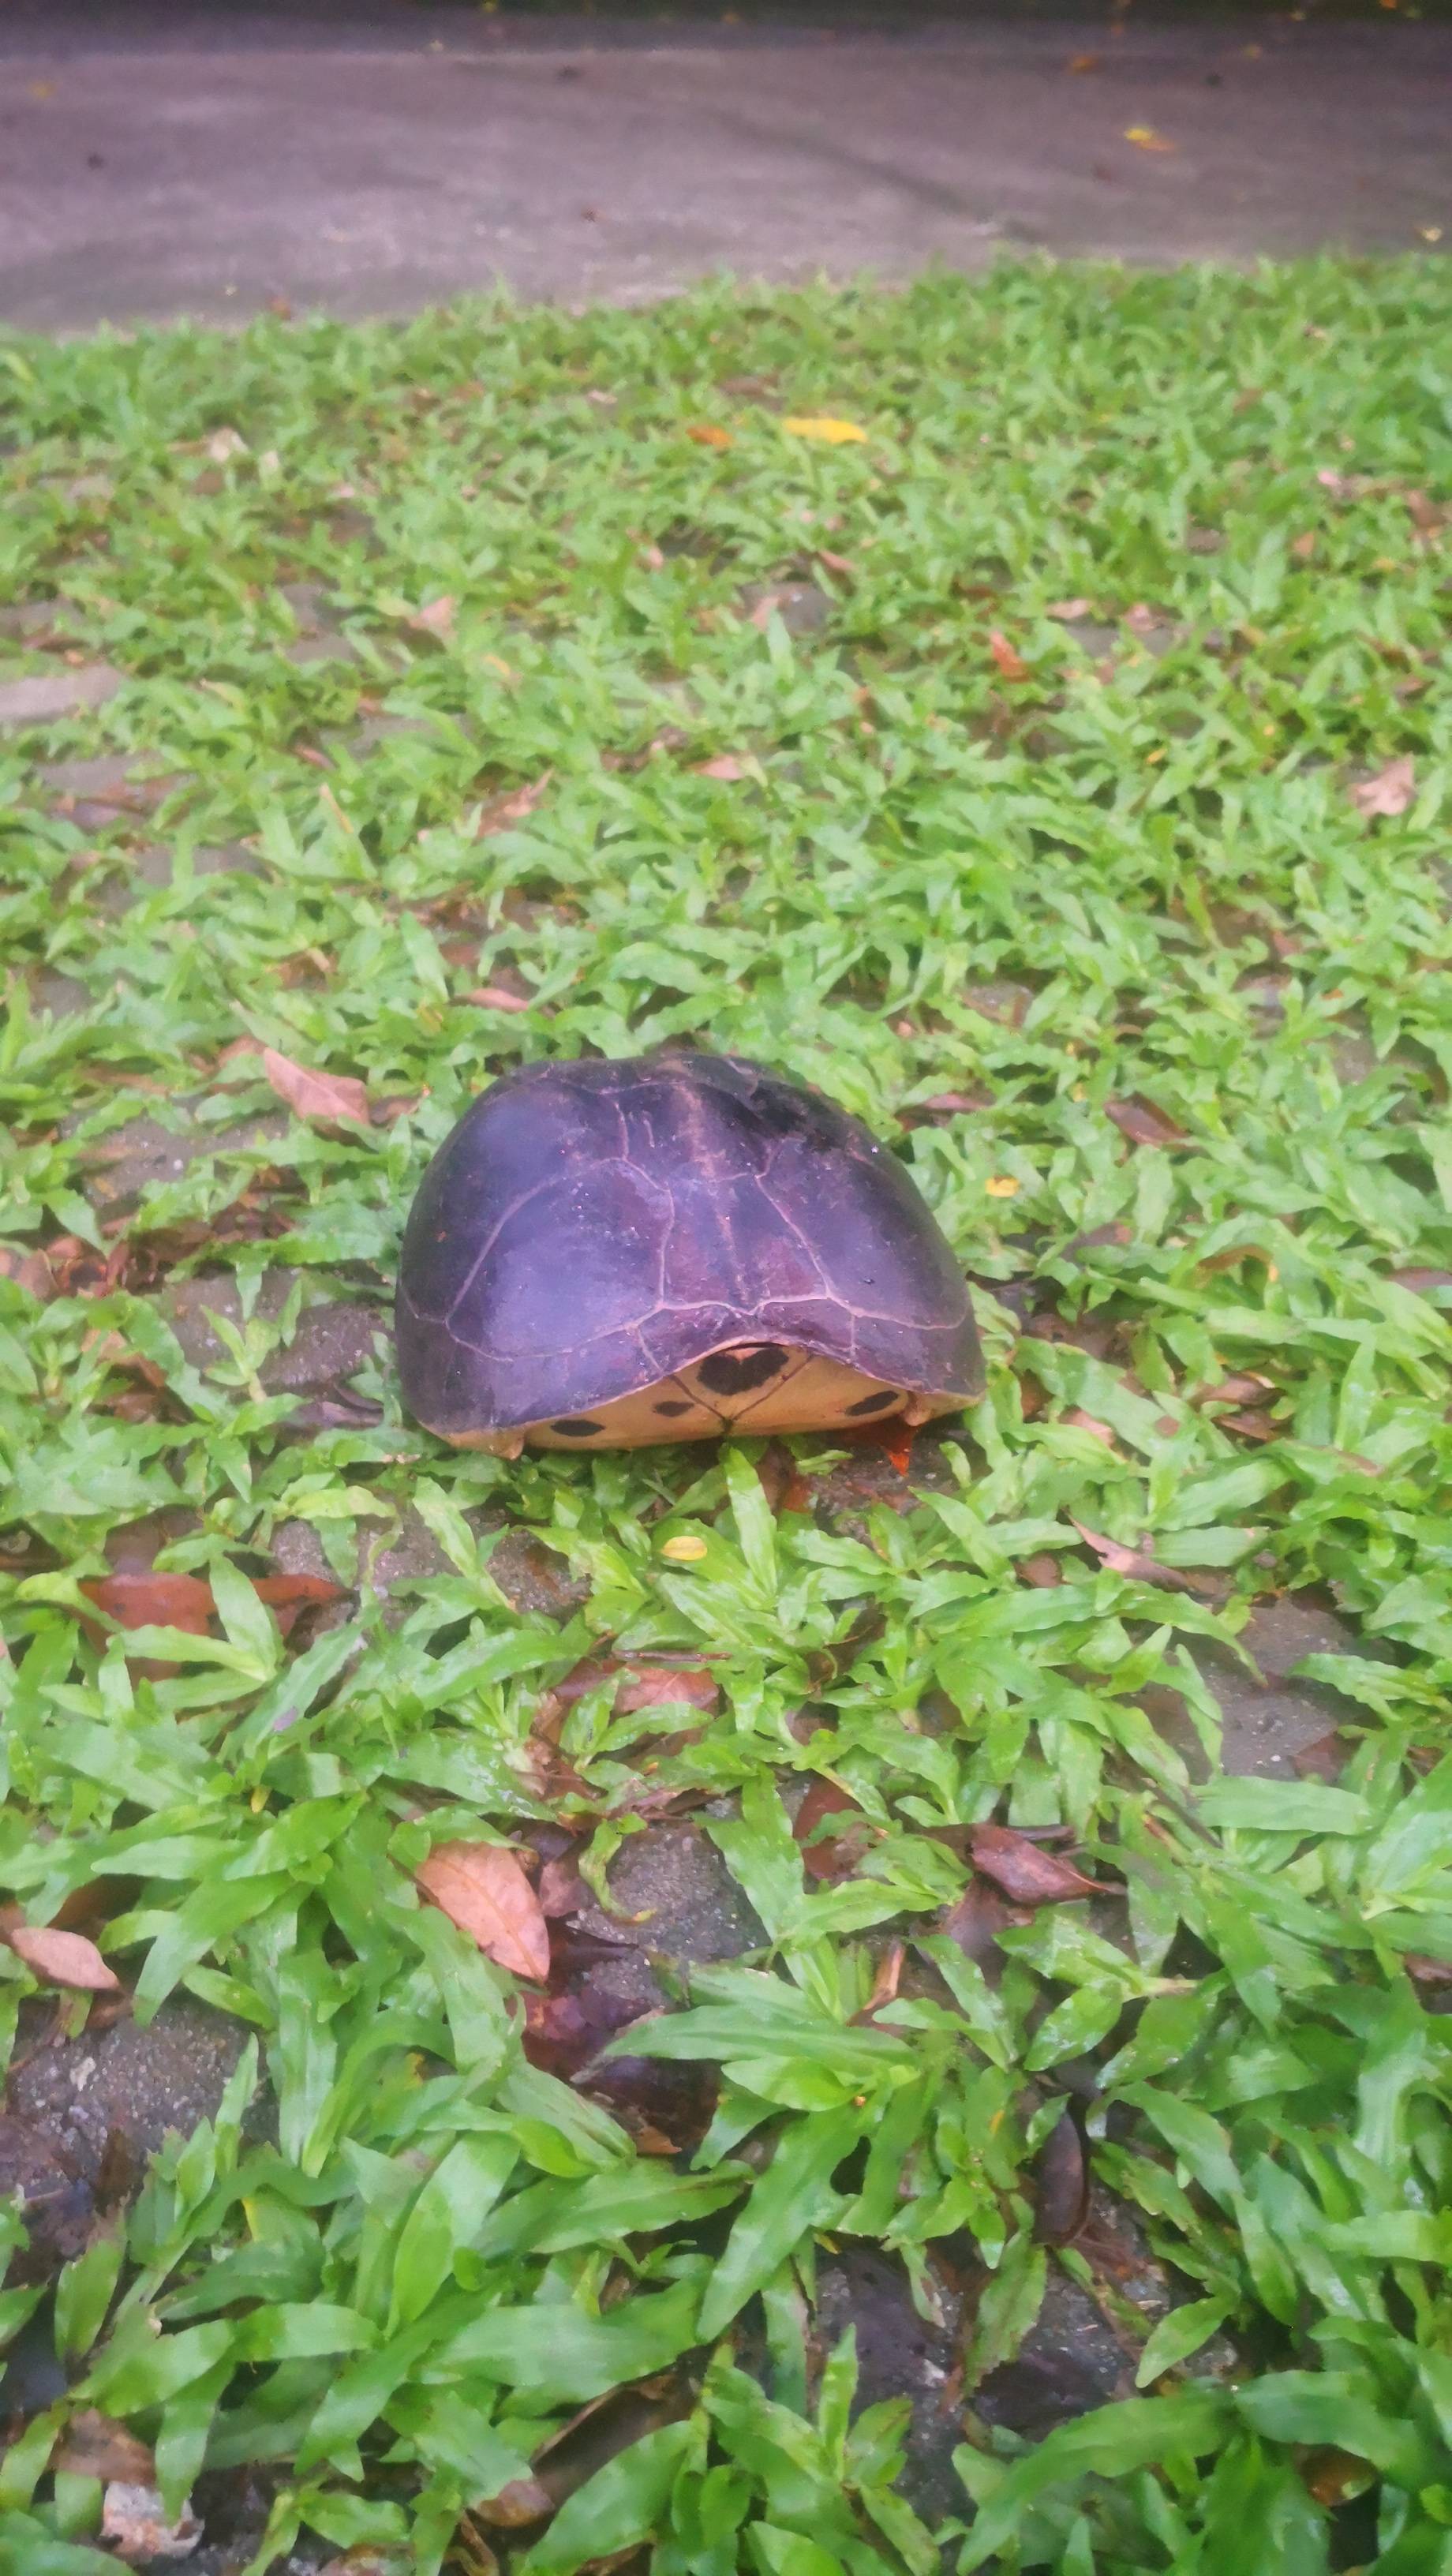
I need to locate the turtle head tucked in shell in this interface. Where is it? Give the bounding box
[395,1050,982,1455]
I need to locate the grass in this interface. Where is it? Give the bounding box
[1,256,1451,2574]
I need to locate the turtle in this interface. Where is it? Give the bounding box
[395,1050,982,1455]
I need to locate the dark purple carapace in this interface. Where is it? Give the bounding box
[395,1050,982,1451]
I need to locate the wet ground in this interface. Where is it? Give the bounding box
[0,6,1446,328]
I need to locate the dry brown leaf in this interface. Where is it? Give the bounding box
[5,1923,121,1991]
[793,1777,869,1882]
[1046,597,1093,620]
[415,1841,550,1983]
[102,2482,201,2563]
[80,1571,215,1635]
[969,1823,1103,1904]
[989,629,1031,682]
[406,595,457,638]
[262,1047,369,1128]
[1063,1409,1118,1448]
[537,1856,587,1918]
[1035,2106,1090,2247]
[1349,755,1416,818]
[1106,1095,1188,1148]
[464,985,537,1013]
[693,754,747,781]
[54,2413,154,2485]
[474,772,552,837]
[684,423,732,450]
[1070,1519,1199,1594]
[616,1664,720,1714]
[914,1090,990,1117]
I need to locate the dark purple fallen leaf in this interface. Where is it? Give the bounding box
[969,1825,1104,1905]
[1034,2107,1090,2247]
[793,1779,869,1881]
[937,1880,1032,1966]
[1106,1098,1188,1149]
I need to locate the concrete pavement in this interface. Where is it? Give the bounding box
[0,9,1446,330]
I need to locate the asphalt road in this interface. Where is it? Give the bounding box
[0,7,1446,329]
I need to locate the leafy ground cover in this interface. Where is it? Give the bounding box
[1,256,1451,2574]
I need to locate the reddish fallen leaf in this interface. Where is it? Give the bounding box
[969,1823,1103,1904]
[5,1924,120,1992]
[1035,2106,1090,2246]
[1192,1373,1274,1410]
[81,1571,215,1635]
[262,1046,369,1128]
[856,1941,904,2019]
[54,2414,155,2486]
[1293,1731,1347,1784]
[1063,1408,1117,1449]
[693,754,747,781]
[793,1778,868,1882]
[1016,1552,1063,1589]
[1390,1267,1452,1296]
[616,1664,720,1715]
[1071,1520,1199,1594]
[294,745,335,772]
[815,548,855,578]
[1046,597,1094,619]
[1106,1096,1187,1148]
[463,984,536,1013]
[988,629,1031,682]
[0,1245,57,1301]
[406,595,456,637]
[416,1842,551,1983]
[1349,755,1416,818]
[684,422,733,449]
[474,771,552,837]
[1221,1410,1281,1442]
[939,1878,1031,1964]
[914,1090,990,1118]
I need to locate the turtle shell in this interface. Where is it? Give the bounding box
[395,1050,982,1447]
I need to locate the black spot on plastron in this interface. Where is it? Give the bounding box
[847,1389,900,1417]
[696,1343,789,1397]
[550,1417,605,1437]
[655,1400,692,1417]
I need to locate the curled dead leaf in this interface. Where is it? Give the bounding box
[415,1841,551,1983]
[969,1823,1104,1904]
[988,629,1031,682]
[5,1924,121,1992]
[262,1047,369,1128]
[1071,1519,1199,1594]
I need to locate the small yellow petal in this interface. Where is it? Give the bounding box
[986,1175,1020,1199]
[661,1533,709,1563]
[782,417,869,445]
